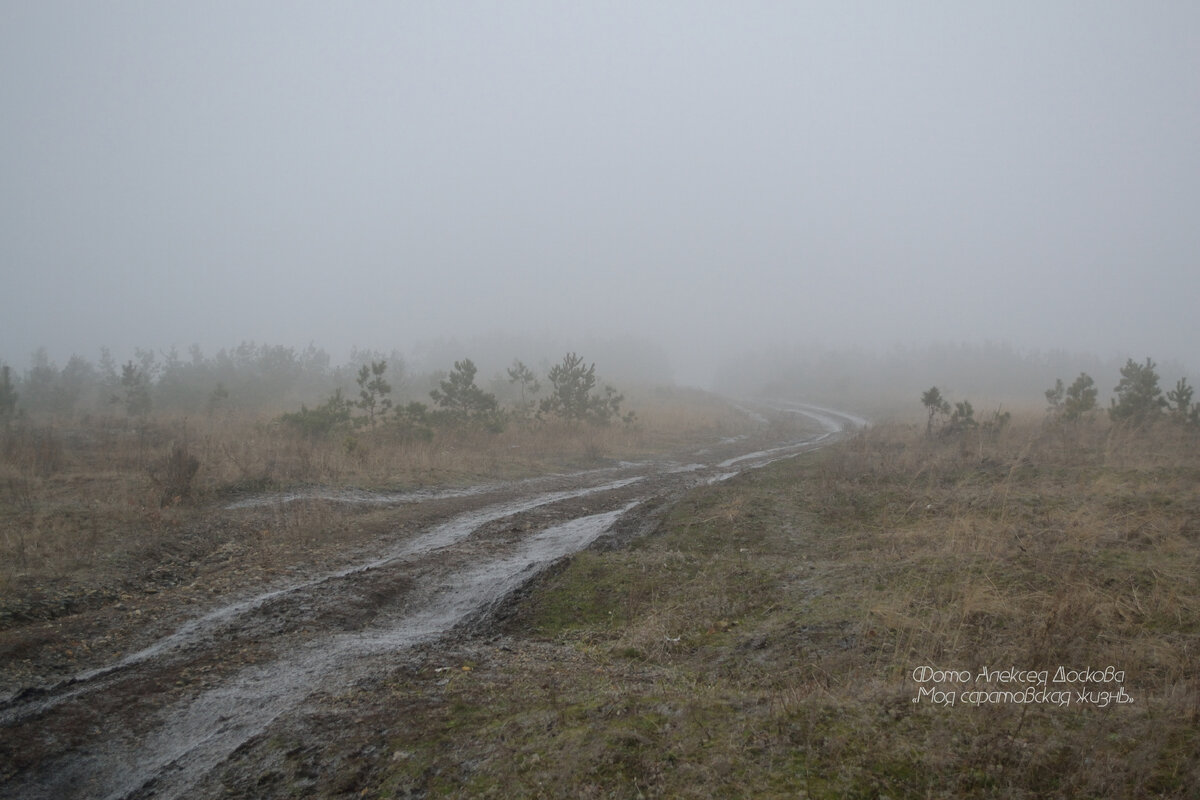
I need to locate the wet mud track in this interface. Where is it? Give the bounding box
[0,402,863,799]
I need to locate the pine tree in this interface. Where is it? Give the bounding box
[1109,358,1165,426]
[1063,373,1098,421]
[355,360,393,428]
[430,359,499,426]
[507,359,540,421]
[921,387,951,436]
[1166,378,1199,427]
[539,353,629,425]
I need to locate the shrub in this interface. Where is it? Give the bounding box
[392,400,434,441]
[278,389,353,439]
[920,387,951,436]
[153,443,201,506]
[1047,373,1098,422]
[981,407,1011,437]
[946,400,977,433]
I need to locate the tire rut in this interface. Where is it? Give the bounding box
[0,403,862,800]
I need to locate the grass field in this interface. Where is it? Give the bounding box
[0,387,748,628]
[5,400,1199,797]
[320,412,1200,799]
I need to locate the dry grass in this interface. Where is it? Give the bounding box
[196,386,749,492]
[311,411,1200,799]
[8,400,1198,797]
[0,390,750,627]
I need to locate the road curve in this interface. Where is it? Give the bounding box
[0,402,864,800]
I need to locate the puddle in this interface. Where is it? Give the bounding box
[1,476,646,722]
[223,461,650,511]
[7,503,642,800]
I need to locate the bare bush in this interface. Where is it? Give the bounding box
[152,443,200,507]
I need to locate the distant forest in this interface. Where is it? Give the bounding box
[714,342,1198,417]
[0,338,673,420]
[1,343,365,418]
[2,340,1196,421]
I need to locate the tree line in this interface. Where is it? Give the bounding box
[0,343,339,420]
[921,357,1199,436]
[0,345,635,436]
[278,353,635,440]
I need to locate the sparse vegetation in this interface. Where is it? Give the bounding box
[1046,372,1099,422]
[1064,371,1098,420]
[1166,377,1199,427]
[0,384,742,631]
[980,406,1011,437]
[921,386,951,436]
[4,341,1199,797]
[922,391,1010,454]
[151,441,201,507]
[946,398,977,433]
[0,365,17,427]
[278,388,353,440]
[1109,357,1167,427]
[354,360,393,428]
[540,352,634,426]
[206,381,229,417]
[506,359,540,423]
[318,410,1198,799]
[429,358,501,430]
[390,400,434,442]
[119,360,152,418]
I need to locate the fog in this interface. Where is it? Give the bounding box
[3,3,1199,389]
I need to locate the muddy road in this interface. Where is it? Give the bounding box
[0,401,863,800]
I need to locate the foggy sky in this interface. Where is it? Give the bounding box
[3,2,1199,386]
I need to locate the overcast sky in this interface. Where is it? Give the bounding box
[3,2,1198,385]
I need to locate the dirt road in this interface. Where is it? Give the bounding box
[0,401,862,800]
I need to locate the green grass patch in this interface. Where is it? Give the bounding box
[291,417,1200,798]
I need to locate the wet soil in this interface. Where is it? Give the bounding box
[0,401,860,799]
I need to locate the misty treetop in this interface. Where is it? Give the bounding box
[1166,378,1200,427]
[1045,373,1099,422]
[355,360,393,428]
[429,359,502,430]
[920,386,951,436]
[920,388,1010,442]
[2,343,344,418]
[921,356,1199,442]
[267,351,637,441]
[1108,358,1167,427]
[506,359,540,422]
[0,343,645,444]
[911,363,1198,489]
[539,352,635,427]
